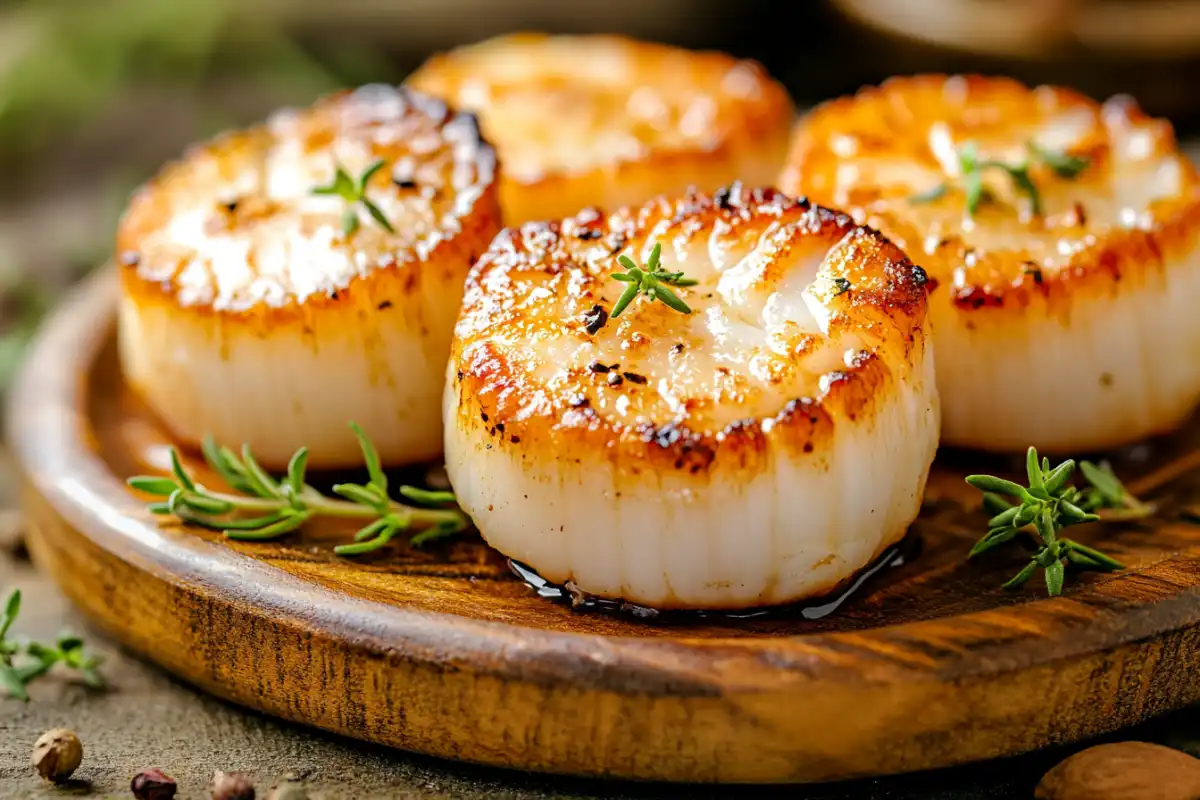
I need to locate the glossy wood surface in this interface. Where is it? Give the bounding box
[10,268,1200,783]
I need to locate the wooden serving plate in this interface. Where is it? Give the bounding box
[11,268,1200,784]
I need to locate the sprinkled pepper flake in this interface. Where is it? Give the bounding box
[583,304,608,335]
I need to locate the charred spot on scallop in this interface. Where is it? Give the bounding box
[781,74,1200,453]
[117,84,502,469]
[443,189,940,610]
[408,33,794,224]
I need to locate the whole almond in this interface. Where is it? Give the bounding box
[1036,742,1200,800]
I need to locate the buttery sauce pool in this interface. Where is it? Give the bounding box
[508,531,920,623]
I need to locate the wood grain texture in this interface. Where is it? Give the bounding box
[9,267,1200,784]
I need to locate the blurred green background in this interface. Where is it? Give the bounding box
[2,0,1199,396]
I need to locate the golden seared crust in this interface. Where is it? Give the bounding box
[117,84,500,321]
[447,186,931,478]
[780,74,1200,315]
[408,33,794,223]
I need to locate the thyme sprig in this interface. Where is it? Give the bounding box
[312,159,396,236]
[611,243,697,317]
[911,140,1091,217]
[966,447,1149,597]
[128,423,468,555]
[1,589,104,700]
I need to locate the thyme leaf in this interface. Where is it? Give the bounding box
[909,183,949,204]
[1028,141,1091,179]
[312,159,396,236]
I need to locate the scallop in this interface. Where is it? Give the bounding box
[407,33,794,225]
[117,85,503,469]
[443,186,938,609]
[780,75,1200,452]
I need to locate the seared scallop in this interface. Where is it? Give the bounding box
[407,33,794,225]
[118,85,502,469]
[781,75,1200,453]
[443,186,938,609]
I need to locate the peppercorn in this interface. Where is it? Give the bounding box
[30,728,83,783]
[210,770,255,800]
[132,768,178,799]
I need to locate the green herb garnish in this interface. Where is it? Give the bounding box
[961,143,1040,216]
[966,447,1151,596]
[1028,141,1091,179]
[909,183,949,204]
[128,422,468,555]
[611,243,697,317]
[911,140,1090,218]
[1,589,104,700]
[312,159,395,236]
